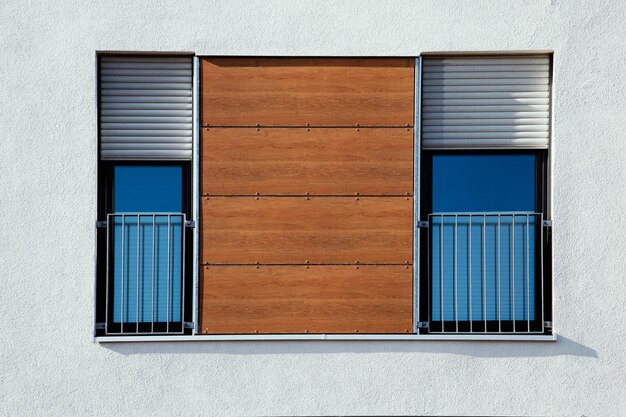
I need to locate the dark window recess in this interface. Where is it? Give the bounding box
[95,162,193,336]
[419,151,552,335]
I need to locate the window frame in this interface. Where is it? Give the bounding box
[95,160,195,336]
[417,149,552,335]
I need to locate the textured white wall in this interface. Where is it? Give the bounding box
[1,1,625,416]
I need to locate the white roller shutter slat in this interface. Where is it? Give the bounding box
[423,138,546,148]
[423,105,549,112]
[423,98,549,106]
[421,55,551,149]
[101,143,193,150]
[101,89,191,97]
[423,91,549,100]
[423,57,549,66]
[99,56,193,160]
[101,109,191,116]
[423,118,548,126]
[102,56,191,63]
[101,69,192,76]
[101,82,192,90]
[423,125,549,133]
[423,78,548,86]
[101,129,192,137]
[423,71,549,79]
[424,131,548,139]
[423,64,549,72]
[101,136,192,143]
[101,123,192,130]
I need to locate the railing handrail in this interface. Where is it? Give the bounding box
[429,212,541,216]
[107,212,186,216]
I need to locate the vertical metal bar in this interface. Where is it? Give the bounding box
[412,57,422,334]
[454,214,458,332]
[136,215,140,333]
[105,214,111,334]
[526,214,530,332]
[469,214,474,333]
[535,213,540,333]
[166,214,171,333]
[181,214,186,334]
[512,214,516,333]
[121,214,125,333]
[151,215,155,334]
[192,56,200,335]
[440,214,444,332]
[483,215,486,332]
[497,214,501,333]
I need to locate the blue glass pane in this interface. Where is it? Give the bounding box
[432,154,536,213]
[430,154,537,324]
[111,165,184,325]
[114,165,182,213]
[111,215,183,323]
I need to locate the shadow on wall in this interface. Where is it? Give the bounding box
[102,335,597,359]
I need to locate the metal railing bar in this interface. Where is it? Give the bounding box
[497,214,501,332]
[512,214,516,333]
[454,214,458,332]
[535,214,545,333]
[136,215,140,333]
[483,216,486,332]
[106,212,184,215]
[440,214,444,332]
[121,214,125,333]
[105,215,110,335]
[166,214,171,333]
[526,215,530,331]
[469,214,472,332]
[151,215,155,334]
[430,211,535,216]
[181,215,186,334]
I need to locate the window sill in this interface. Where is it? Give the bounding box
[95,333,557,343]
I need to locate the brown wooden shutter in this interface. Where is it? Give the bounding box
[200,58,414,334]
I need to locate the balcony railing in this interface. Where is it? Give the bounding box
[427,213,546,334]
[104,213,188,335]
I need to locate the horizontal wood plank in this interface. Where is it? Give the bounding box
[201,127,414,195]
[201,58,414,127]
[201,265,413,334]
[201,197,413,264]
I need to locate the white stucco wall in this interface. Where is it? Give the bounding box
[1,1,625,416]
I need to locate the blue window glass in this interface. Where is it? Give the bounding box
[111,165,184,324]
[114,165,182,213]
[430,154,538,325]
[432,154,535,213]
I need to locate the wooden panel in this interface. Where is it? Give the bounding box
[201,197,413,264]
[201,127,414,196]
[201,265,413,334]
[201,58,414,127]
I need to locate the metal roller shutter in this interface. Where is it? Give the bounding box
[99,56,193,160]
[421,56,551,149]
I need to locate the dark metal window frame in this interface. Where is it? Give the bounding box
[95,160,194,336]
[418,149,552,335]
